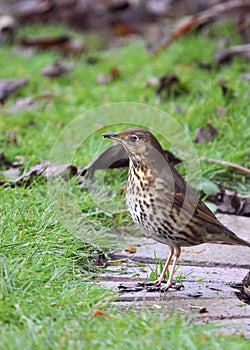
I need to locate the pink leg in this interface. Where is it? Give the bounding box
[154,246,174,285]
[161,246,181,291]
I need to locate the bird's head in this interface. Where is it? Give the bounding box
[103,127,164,161]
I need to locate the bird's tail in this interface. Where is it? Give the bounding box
[222,227,250,248]
[207,221,250,248]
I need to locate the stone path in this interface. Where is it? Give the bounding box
[97,214,250,337]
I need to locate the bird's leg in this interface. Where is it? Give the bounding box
[154,246,174,285]
[161,246,181,291]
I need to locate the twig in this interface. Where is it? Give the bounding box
[152,0,250,55]
[200,157,250,175]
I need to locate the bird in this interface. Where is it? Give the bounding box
[103,127,250,291]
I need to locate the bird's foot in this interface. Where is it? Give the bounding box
[160,281,184,292]
[153,276,166,286]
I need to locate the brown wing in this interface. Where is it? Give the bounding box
[173,189,221,226]
[163,162,221,227]
[195,200,221,226]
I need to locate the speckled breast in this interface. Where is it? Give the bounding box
[126,163,176,245]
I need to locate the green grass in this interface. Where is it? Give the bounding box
[1,309,249,350]
[0,20,250,348]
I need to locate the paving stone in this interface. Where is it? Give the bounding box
[97,214,250,337]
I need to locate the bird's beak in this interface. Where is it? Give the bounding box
[102,132,121,140]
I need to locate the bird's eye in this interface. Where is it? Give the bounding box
[129,135,138,142]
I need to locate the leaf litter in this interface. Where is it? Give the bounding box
[0,146,249,215]
[0,77,29,104]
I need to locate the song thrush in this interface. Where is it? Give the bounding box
[103,128,250,291]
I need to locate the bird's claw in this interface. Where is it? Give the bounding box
[160,282,184,292]
[153,278,166,286]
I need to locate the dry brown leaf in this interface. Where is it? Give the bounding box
[41,60,74,78]
[20,34,70,49]
[212,189,250,216]
[194,125,219,144]
[151,0,250,55]
[123,246,137,254]
[156,73,188,100]
[93,309,108,316]
[214,44,250,64]
[80,144,181,178]
[0,77,29,104]
[0,160,78,187]
[5,97,37,113]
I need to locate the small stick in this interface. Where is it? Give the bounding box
[200,157,250,175]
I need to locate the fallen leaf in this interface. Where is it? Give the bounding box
[1,167,21,180]
[42,162,78,179]
[194,125,219,144]
[80,144,181,178]
[217,189,239,214]
[93,309,107,316]
[0,144,181,188]
[214,44,250,64]
[41,60,74,78]
[156,73,188,100]
[123,246,137,254]
[0,77,29,104]
[80,144,129,178]
[151,1,250,55]
[0,160,78,187]
[4,96,37,113]
[4,92,52,114]
[20,34,70,50]
[211,189,250,216]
